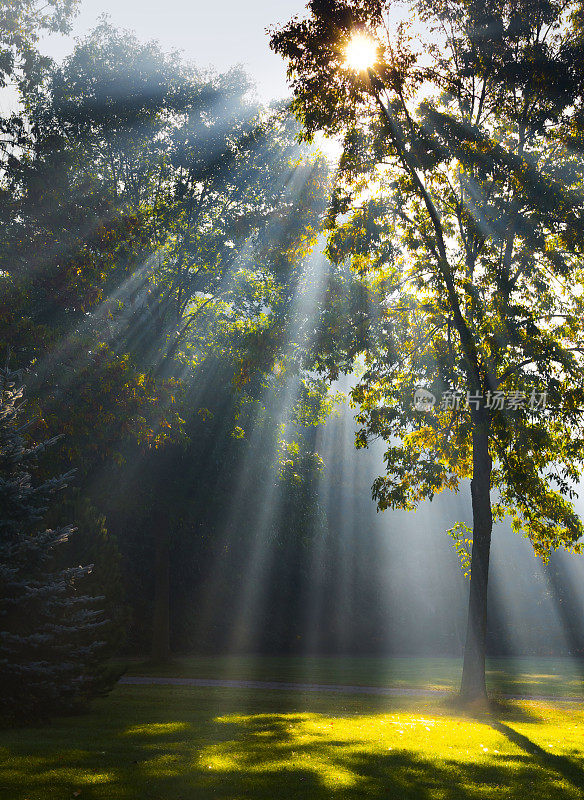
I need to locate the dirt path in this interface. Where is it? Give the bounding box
[119,676,581,702]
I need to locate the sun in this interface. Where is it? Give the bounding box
[344,33,378,72]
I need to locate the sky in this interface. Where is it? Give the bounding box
[41,0,308,101]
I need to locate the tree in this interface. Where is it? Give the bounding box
[0,17,336,664]
[46,491,130,656]
[271,0,584,700]
[0,0,78,163]
[0,366,111,722]
[0,0,77,89]
[27,23,329,370]
[0,24,186,480]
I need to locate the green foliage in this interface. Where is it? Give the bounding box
[271,0,584,558]
[0,0,78,173]
[446,522,473,578]
[278,438,324,485]
[0,0,78,92]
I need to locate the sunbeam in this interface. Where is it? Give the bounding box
[4,5,584,798]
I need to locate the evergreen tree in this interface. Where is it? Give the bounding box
[0,366,110,721]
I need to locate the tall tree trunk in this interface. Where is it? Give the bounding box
[460,416,493,701]
[151,523,171,664]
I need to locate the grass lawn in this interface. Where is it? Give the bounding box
[123,654,584,698]
[1,682,584,799]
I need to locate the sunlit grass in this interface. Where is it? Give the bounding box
[1,684,584,799]
[201,710,510,790]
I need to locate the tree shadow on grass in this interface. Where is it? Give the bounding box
[489,719,584,793]
[1,691,583,800]
[191,710,584,800]
[442,696,543,724]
